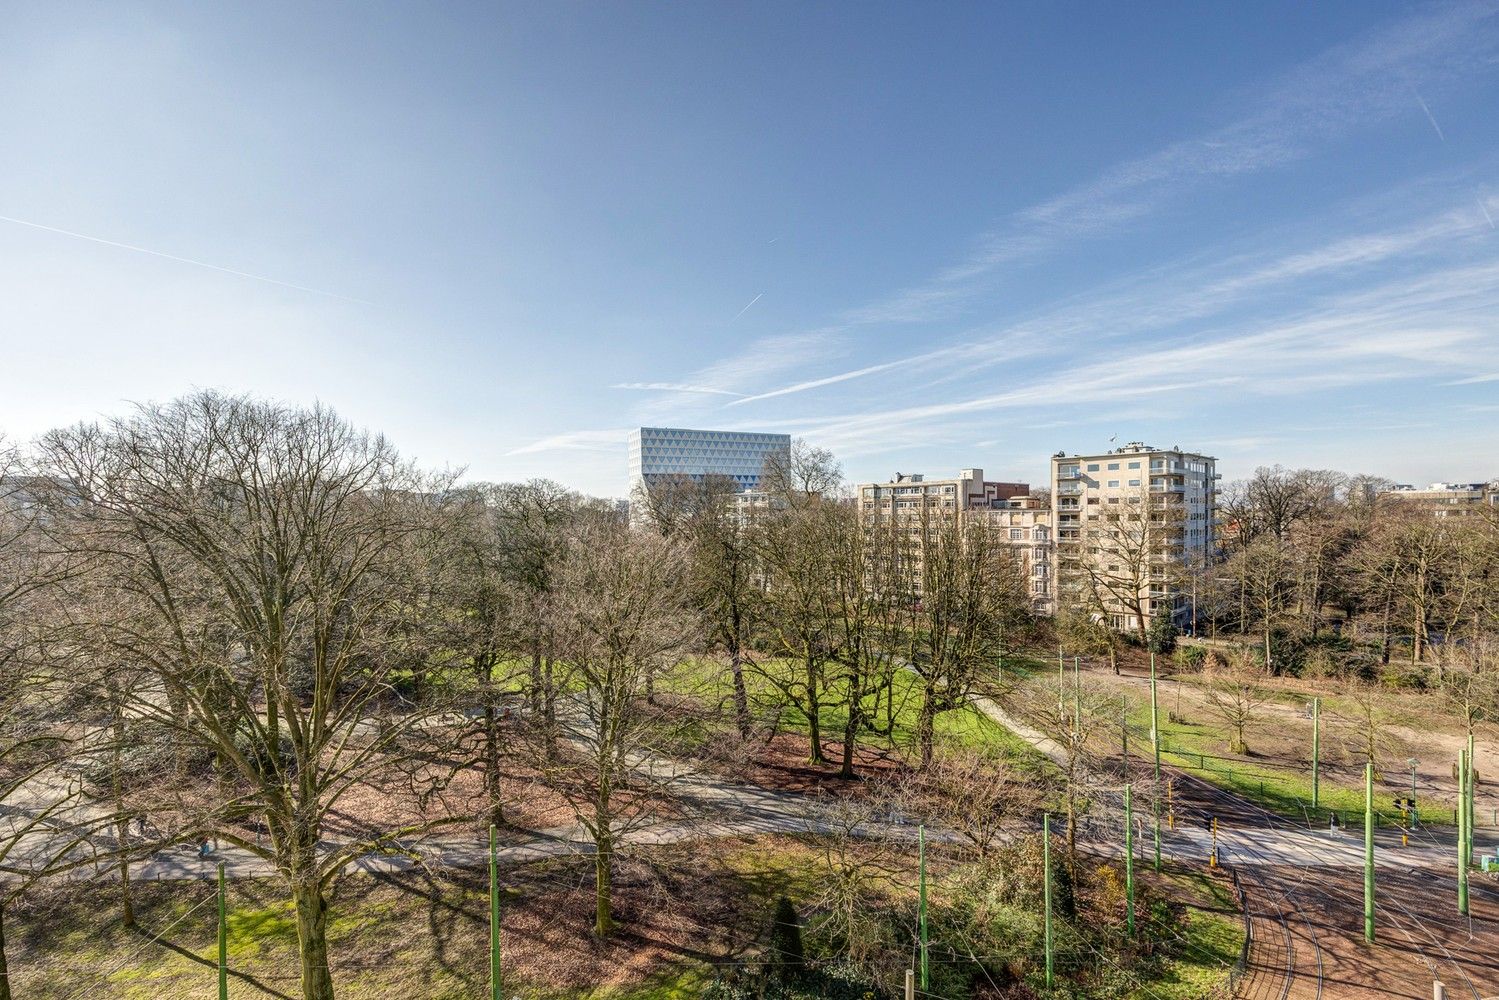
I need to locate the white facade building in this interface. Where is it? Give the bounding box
[628,427,792,495]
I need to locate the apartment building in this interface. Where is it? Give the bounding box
[1380,481,1499,518]
[857,468,1053,612]
[1050,443,1218,634]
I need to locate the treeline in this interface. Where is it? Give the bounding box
[1204,466,1499,679]
[0,392,1036,1000]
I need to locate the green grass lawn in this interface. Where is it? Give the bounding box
[1106,678,1462,828]
[1129,869,1245,1000]
[667,653,1053,777]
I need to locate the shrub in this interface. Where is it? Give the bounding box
[1173,645,1207,672]
[1146,615,1178,655]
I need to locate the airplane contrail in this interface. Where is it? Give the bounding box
[731,292,763,321]
[0,213,372,303]
[1412,92,1445,142]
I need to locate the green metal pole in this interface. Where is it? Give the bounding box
[1468,731,1476,859]
[1150,653,1160,780]
[1364,763,1375,942]
[217,862,228,1000]
[1311,697,1320,813]
[1151,652,1161,872]
[1124,784,1135,936]
[1073,656,1080,731]
[919,824,928,990]
[1459,750,1470,916]
[1058,648,1065,717]
[490,823,501,1000]
[1043,814,1054,990]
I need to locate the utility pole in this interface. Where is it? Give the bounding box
[1459,750,1470,916]
[1124,784,1135,936]
[490,823,502,1000]
[1364,762,1375,943]
[1044,814,1054,990]
[217,862,228,1000]
[1311,697,1320,813]
[918,825,929,991]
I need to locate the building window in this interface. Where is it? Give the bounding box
[1128,462,1140,469]
[1010,528,1025,540]
[1128,479,1140,487]
[1108,480,1120,488]
[1108,463,1120,470]
[1087,463,1100,472]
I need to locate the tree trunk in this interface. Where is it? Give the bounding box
[292,880,336,1000]
[805,659,824,765]
[729,649,751,740]
[839,673,860,779]
[112,699,135,928]
[917,687,937,770]
[594,828,614,937]
[529,647,543,715]
[483,705,503,827]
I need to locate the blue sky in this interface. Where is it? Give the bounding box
[2,2,1497,496]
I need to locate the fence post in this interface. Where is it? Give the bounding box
[906,968,915,1000]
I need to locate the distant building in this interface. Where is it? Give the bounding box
[1380,481,1499,518]
[1051,443,1218,634]
[856,468,1052,613]
[628,426,791,496]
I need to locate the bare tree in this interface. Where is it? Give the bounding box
[491,479,585,755]
[539,517,696,936]
[1202,652,1271,754]
[636,473,761,740]
[907,508,1028,767]
[37,392,461,1000]
[896,740,1033,859]
[756,454,845,765]
[1339,683,1401,779]
[1230,534,1296,673]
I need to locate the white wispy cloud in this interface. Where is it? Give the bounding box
[506,427,632,457]
[786,257,1499,457]
[842,2,1499,327]
[709,189,1499,412]
[611,382,748,397]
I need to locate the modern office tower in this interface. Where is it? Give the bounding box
[1380,481,1499,517]
[1050,442,1218,635]
[856,468,1053,613]
[628,426,792,496]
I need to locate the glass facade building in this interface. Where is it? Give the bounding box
[629,426,791,493]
